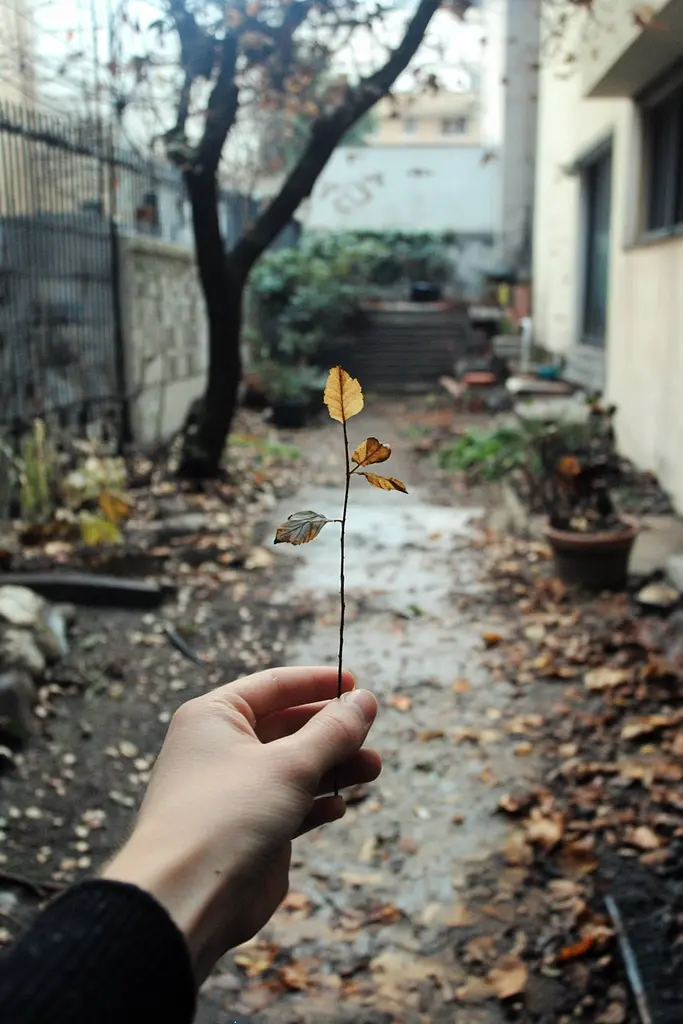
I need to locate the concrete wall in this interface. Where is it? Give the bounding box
[532,0,683,511]
[119,235,207,446]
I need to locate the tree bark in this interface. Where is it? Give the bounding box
[177,169,245,479]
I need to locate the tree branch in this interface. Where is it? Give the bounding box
[196,32,239,174]
[232,0,440,274]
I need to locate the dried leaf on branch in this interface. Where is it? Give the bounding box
[274,510,331,546]
[323,366,364,423]
[361,472,408,493]
[351,437,391,468]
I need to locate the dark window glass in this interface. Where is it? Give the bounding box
[644,85,683,232]
[582,150,612,348]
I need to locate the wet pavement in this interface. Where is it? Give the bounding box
[199,406,543,1022]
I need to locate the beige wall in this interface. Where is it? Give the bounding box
[372,92,480,147]
[119,236,207,446]
[533,0,683,511]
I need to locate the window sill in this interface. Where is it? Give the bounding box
[628,223,683,250]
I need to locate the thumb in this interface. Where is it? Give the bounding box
[286,689,378,783]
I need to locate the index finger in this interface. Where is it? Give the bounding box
[217,666,355,719]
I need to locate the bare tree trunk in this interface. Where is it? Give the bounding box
[178,170,244,480]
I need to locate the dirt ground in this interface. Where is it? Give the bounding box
[1,398,681,1023]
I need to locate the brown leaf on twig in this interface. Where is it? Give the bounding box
[351,437,391,468]
[361,472,408,493]
[323,366,363,423]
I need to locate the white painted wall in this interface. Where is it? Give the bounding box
[533,0,683,511]
[306,145,500,235]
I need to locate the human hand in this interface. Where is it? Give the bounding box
[102,666,380,981]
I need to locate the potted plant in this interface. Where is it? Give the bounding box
[258,362,326,428]
[535,405,638,591]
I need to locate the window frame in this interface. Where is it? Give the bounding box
[577,138,613,351]
[639,61,683,240]
[441,116,468,136]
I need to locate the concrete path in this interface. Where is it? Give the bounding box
[200,404,541,1022]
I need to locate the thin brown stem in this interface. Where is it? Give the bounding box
[335,417,351,797]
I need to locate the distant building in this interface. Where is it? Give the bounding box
[371,90,481,147]
[532,0,683,511]
[0,0,35,106]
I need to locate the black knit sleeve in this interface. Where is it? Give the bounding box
[0,879,196,1024]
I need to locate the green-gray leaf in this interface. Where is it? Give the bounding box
[274,510,331,546]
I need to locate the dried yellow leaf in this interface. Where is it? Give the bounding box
[361,472,408,493]
[98,491,131,524]
[352,437,391,468]
[323,366,364,423]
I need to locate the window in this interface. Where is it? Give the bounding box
[402,117,417,136]
[581,147,612,348]
[441,116,468,136]
[643,78,683,233]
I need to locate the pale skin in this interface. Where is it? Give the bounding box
[102,666,381,982]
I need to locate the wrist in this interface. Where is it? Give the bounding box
[101,827,235,979]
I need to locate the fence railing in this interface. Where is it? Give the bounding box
[0,101,266,449]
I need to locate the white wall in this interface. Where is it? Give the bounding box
[533,0,683,511]
[306,145,500,236]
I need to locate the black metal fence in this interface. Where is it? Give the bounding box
[0,102,275,448]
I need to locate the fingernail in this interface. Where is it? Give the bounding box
[341,688,376,724]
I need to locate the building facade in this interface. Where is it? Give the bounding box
[533,0,683,511]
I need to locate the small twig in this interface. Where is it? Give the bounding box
[163,625,211,669]
[335,418,352,797]
[605,894,654,1024]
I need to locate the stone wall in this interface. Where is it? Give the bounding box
[119,235,207,445]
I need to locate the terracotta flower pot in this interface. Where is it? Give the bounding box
[545,517,639,592]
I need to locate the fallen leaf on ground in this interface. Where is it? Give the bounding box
[621,713,683,741]
[525,809,565,851]
[488,954,528,1000]
[244,546,274,570]
[499,792,534,816]
[456,976,496,1003]
[366,903,402,925]
[514,741,534,757]
[419,728,445,741]
[278,963,310,991]
[503,832,534,866]
[628,825,662,850]
[465,934,497,964]
[444,903,478,927]
[597,1002,627,1024]
[557,934,597,962]
[281,891,313,913]
[482,632,502,648]
[584,667,632,691]
[388,694,412,712]
[452,678,472,694]
[233,944,277,978]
